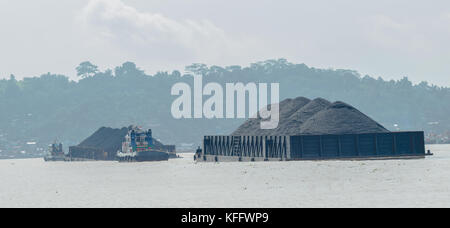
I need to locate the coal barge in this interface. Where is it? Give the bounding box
[198,97,432,162]
[117,128,169,162]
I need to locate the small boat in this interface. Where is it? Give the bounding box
[117,128,169,162]
[44,141,66,162]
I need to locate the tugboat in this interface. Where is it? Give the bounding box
[117,127,169,162]
[44,141,66,161]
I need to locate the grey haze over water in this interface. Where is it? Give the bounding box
[1,0,450,86]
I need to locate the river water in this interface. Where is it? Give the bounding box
[0,144,449,208]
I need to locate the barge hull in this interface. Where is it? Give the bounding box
[200,132,427,162]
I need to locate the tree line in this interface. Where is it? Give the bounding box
[0,59,448,156]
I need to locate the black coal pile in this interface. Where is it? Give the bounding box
[77,127,130,154]
[232,97,389,136]
[232,97,311,136]
[274,98,331,135]
[299,101,389,135]
[71,126,167,160]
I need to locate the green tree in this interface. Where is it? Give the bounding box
[4,74,20,98]
[76,61,99,78]
[114,62,144,77]
[185,63,208,75]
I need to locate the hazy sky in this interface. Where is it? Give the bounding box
[1,0,450,86]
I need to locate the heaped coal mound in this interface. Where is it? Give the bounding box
[77,126,165,154]
[299,101,390,135]
[78,127,129,154]
[274,98,331,135]
[232,97,389,136]
[232,97,311,136]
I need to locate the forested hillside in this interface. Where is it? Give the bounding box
[0,59,449,157]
